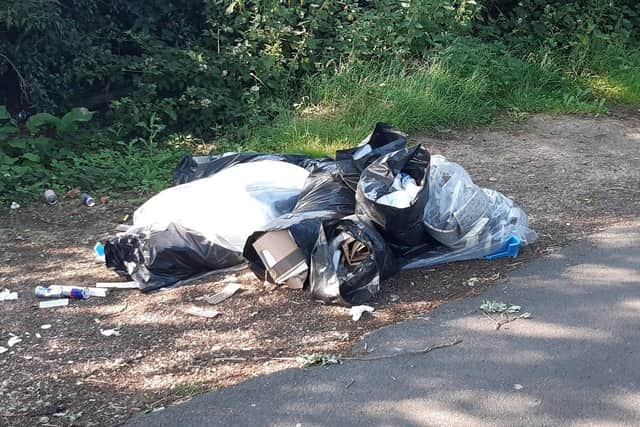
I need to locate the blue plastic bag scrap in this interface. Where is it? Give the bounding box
[102,123,536,304]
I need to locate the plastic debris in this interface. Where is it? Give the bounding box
[205,283,243,305]
[39,299,69,308]
[7,336,21,347]
[41,324,52,329]
[86,288,108,297]
[0,289,18,301]
[100,329,120,337]
[10,201,20,209]
[183,306,220,318]
[94,242,105,261]
[349,305,374,321]
[95,281,137,289]
[0,346,7,354]
[96,122,536,304]
[514,384,524,390]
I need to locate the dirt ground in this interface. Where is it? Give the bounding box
[1,113,639,426]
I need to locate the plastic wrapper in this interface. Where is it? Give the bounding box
[401,155,537,269]
[356,145,432,247]
[309,215,397,306]
[105,160,310,290]
[174,152,326,185]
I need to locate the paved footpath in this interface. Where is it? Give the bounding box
[127,221,640,427]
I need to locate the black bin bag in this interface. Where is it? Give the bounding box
[174,152,327,185]
[335,122,408,171]
[309,215,397,306]
[355,144,431,247]
[243,160,359,282]
[104,223,244,292]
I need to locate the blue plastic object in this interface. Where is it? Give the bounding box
[94,242,105,257]
[484,235,520,260]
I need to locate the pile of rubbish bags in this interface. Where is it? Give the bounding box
[104,123,536,305]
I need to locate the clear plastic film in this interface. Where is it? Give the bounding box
[401,155,537,270]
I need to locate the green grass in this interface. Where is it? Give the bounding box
[586,46,640,105]
[241,39,633,156]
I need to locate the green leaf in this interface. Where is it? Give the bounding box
[26,113,61,134]
[0,106,10,120]
[22,152,41,162]
[7,139,27,149]
[59,107,94,133]
[0,125,18,140]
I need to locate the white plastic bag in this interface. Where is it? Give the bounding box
[132,160,310,252]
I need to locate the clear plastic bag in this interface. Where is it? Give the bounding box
[402,155,536,269]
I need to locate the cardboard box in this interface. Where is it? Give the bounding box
[252,230,308,284]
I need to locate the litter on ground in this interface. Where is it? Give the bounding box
[350,305,375,321]
[183,305,221,318]
[39,298,69,308]
[0,288,18,301]
[94,123,535,306]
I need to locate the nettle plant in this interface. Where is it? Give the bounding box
[0,106,93,198]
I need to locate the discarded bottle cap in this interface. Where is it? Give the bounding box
[44,189,57,205]
[81,193,96,207]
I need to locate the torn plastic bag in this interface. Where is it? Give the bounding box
[335,122,407,170]
[309,215,397,306]
[355,145,432,247]
[401,155,536,269]
[243,160,359,282]
[104,223,244,291]
[174,152,327,185]
[105,160,310,290]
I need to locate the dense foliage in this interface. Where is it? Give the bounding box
[1,0,639,199]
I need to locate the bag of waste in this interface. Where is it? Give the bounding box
[355,145,432,247]
[104,223,245,292]
[243,159,359,285]
[105,160,311,290]
[401,155,537,269]
[335,122,407,171]
[309,215,397,306]
[174,152,326,185]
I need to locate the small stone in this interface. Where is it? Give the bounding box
[488,177,497,182]
[389,294,400,302]
[39,416,49,424]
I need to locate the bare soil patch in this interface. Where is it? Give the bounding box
[1,113,639,426]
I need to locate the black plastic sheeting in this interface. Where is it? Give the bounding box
[356,144,432,248]
[243,160,359,283]
[309,215,397,305]
[104,223,244,292]
[174,152,328,185]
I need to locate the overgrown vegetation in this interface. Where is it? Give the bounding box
[1,0,639,201]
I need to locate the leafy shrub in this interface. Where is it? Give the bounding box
[0,106,94,198]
